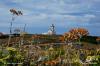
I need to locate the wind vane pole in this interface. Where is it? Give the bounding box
[8,9,23,46]
[23,24,26,32]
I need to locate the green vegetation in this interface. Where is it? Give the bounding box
[81,36,98,44]
[0,44,100,66]
[0,28,100,66]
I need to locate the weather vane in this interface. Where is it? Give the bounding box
[9,8,23,34]
[8,9,23,46]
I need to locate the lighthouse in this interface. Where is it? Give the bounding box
[42,24,56,35]
[48,24,56,35]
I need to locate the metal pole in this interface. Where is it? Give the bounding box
[23,24,26,32]
[8,14,15,46]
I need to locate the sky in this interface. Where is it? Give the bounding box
[0,0,100,36]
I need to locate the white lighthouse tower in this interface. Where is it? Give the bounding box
[42,24,56,35]
[48,24,56,35]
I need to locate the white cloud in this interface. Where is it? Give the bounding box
[11,0,26,3]
[84,14,96,18]
[0,0,100,35]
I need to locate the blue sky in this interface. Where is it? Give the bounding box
[0,0,100,36]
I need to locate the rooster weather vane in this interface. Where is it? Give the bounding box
[9,9,23,34]
[10,9,23,16]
